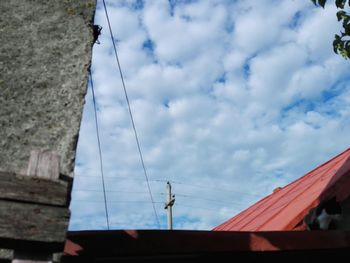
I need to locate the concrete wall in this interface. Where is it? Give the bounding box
[0,0,96,177]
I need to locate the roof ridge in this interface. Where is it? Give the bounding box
[255,160,342,230]
[237,160,338,231]
[213,147,350,231]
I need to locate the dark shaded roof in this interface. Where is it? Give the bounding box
[62,230,350,262]
[214,148,350,231]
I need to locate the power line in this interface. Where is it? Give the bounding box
[176,203,229,213]
[74,174,261,198]
[74,199,163,204]
[169,180,261,198]
[74,189,164,195]
[101,0,160,228]
[89,71,110,230]
[73,189,245,206]
[73,199,235,214]
[175,193,245,206]
[75,174,168,183]
[75,175,261,198]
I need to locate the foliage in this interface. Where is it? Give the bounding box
[312,0,350,59]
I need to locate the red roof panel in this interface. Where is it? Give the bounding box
[214,147,350,231]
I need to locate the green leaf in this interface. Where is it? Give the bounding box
[318,0,327,8]
[339,40,348,58]
[314,0,350,59]
[333,36,341,54]
[337,10,346,21]
[340,47,348,58]
[346,43,350,59]
[345,24,350,35]
[333,41,339,54]
[336,0,346,8]
[342,16,350,28]
[345,40,350,49]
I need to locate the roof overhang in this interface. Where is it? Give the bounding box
[63,229,350,261]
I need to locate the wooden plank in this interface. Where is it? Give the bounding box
[26,150,60,180]
[12,251,52,263]
[1,150,70,260]
[0,239,63,254]
[0,172,69,206]
[0,248,13,260]
[0,200,69,244]
[12,260,51,263]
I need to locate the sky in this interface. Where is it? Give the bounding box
[68,0,350,230]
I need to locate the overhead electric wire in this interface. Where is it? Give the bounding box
[74,199,163,204]
[89,71,110,230]
[75,173,261,198]
[101,0,160,228]
[74,189,164,195]
[74,189,246,206]
[169,180,261,197]
[176,203,228,213]
[174,193,245,206]
[75,174,168,183]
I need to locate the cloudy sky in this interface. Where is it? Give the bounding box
[69,0,350,230]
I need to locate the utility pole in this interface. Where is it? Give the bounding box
[164,181,175,230]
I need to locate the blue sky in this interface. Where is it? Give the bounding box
[69,0,350,230]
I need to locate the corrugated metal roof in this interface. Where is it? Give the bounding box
[214,147,350,231]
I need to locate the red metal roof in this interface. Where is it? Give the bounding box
[214,147,350,231]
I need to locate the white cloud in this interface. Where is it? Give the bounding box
[69,0,350,231]
[297,4,342,62]
[142,1,228,63]
[248,42,308,109]
[232,0,308,54]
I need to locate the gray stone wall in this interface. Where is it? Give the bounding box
[0,0,96,177]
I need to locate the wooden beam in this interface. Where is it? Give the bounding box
[0,172,69,206]
[0,150,71,262]
[0,150,72,263]
[12,251,53,263]
[0,239,63,254]
[12,259,51,263]
[0,248,13,261]
[0,200,69,244]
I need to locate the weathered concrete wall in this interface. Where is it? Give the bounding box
[0,0,96,177]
